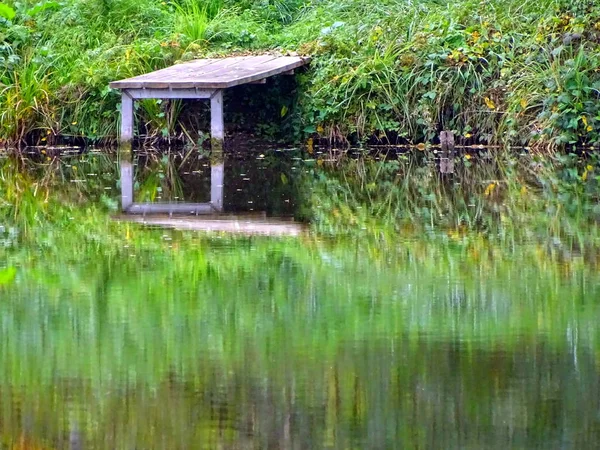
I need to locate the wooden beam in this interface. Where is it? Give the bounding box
[249,79,267,84]
[118,216,305,236]
[126,88,215,99]
[127,203,218,215]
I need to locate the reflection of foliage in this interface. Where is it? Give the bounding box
[1,229,600,447]
[1,150,600,447]
[309,151,600,258]
[135,153,184,202]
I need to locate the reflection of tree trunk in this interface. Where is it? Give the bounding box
[353,375,360,425]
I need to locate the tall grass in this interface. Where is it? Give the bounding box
[0,58,52,144]
[173,0,223,43]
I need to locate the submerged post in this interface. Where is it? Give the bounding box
[120,91,134,148]
[210,90,224,152]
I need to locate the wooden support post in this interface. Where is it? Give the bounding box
[440,131,455,174]
[120,150,134,212]
[120,91,134,147]
[210,89,224,152]
[211,162,224,212]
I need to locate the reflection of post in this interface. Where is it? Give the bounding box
[69,427,83,450]
[210,90,224,152]
[120,149,134,212]
[211,162,224,212]
[440,131,455,174]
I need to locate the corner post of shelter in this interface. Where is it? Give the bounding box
[210,89,224,152]
[120,91,134,149]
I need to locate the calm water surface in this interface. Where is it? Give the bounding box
[1,149,600,449]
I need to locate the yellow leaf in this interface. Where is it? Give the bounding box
[582,116,588,127]
[71,121,77,125]
[484,182,496,196]
[306,137,314,154]
[464,154,472,160]
[520,186,527,195]
[416,143,426,151]
[464,133,472,138]
[582,170,588,182]
[587,126,593,132]
[520,98,528,109]
[316,124,324,133]
[484,97,496,109]
[587,165,593,171]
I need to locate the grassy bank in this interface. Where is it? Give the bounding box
[1,0,600,147]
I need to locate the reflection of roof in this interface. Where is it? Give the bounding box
[116,214,305,237]
[110,55,311,90]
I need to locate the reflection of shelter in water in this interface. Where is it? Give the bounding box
[120,150,304,217]
[121,154,223,214]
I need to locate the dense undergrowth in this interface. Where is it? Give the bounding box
[1,0,600,147]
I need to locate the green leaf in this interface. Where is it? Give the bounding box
[27,1,60,17]
[0,4,16,20]
[0,267,17,286]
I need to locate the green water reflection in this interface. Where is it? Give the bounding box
[2,235,600,449]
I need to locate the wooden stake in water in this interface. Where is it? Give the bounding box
[440,131,455,174]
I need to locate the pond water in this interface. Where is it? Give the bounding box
[2,149,600,449]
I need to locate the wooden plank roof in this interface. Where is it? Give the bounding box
[110,55,310,90]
